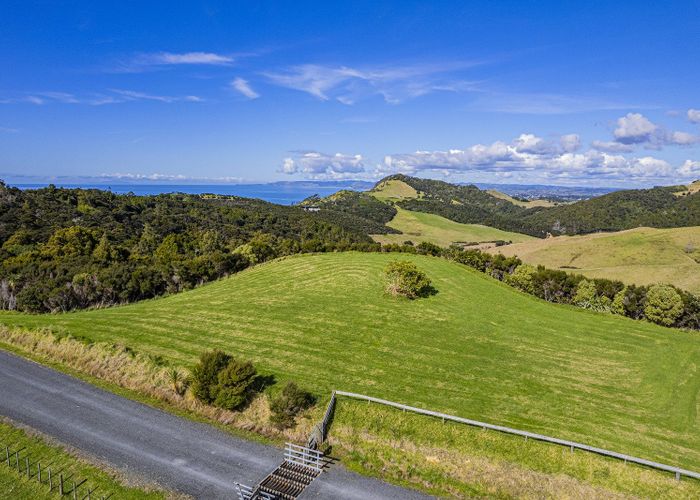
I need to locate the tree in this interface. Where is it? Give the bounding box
[190,350,231,404]
[573,279,611,312]
[212,358,257,411]
[269,382,315,429]
[384,260,434,299]
[644,284,683,326]
[505,264,536,293]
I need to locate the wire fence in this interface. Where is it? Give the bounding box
[335,390,700,482]
[2,439,112,498]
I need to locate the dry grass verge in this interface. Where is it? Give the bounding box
[0,326,313,444]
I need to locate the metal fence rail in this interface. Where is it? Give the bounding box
[335,390,700,481]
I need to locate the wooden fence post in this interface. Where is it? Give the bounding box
[49,467,52,491]
[25,456,30,477]
[59,473,64,495]
[37,461,41,483]
[73,480,77,500]
[4,446,8,466]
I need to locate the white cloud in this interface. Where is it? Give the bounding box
[280,151,366,179]
[109,89,202,103]
[688,109,700,124]
[669,131,699,145]
[613,113,658,144]
[230,78,260,99]
[678,160,700,178]
[590,140,634,153]
[0,127,19,133]
[113,51,235,72]
[609,112,698,148]
[560,134,581,153]
[263,62,480,104]
[379,133,676,182]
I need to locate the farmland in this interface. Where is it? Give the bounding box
[1,252,699,474]
[496,226,700,293]
[371,207,535,247]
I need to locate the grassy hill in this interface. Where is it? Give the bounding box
[369,178,421,201]
[1,252,699,472]
[496,226,700,293]
[371,207,534,247]
[381,174,700,236]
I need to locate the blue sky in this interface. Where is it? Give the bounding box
[1,1,699,187]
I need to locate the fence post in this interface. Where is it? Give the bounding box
[676,471,681,481]
[73,480,77,500]
[49,467,52,491]
[15,450,19,471]
[4,446,8,466]
[37,461,41,483]
[59,473,64,495]
[26,456,30,478]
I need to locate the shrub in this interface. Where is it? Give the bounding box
[269,382,315,429]
[415,241,443,256]
[384,260,434,299]
[644,284,683,326]
[212,358,258,411]
[190,350,231,404]
[573,279,611,312]
[505,264,536,293]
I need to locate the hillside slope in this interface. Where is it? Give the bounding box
[1,252,699,471]
[372,207,534,246]
[381,175,700,236]
[496,226,700,293]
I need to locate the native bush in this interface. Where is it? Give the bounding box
[384,260,434,299]
[212,358,258,411]
[269,382,315,429]
[644,284,684,326]
[190,350,232,404]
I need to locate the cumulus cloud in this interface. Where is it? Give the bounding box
[688,109,700,124]
[263,62,480,104]
[613,113,658,144]
[610,112,698,148]
[280,151,366,179]
[678,160,700,178]
[230,78,260,99]
[379,133,677,182]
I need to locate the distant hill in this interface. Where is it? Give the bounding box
[369,174,700,237]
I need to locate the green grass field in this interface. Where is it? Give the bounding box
[369,179,421,201]
[372,207,534,246]
[1,252,699,474]
[496,226,700,293]
[0,419,163,499]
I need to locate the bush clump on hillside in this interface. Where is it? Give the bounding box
[191,350,259,410]
[644,284,684,326]
[384,260,434,299]
[269,382,315,429]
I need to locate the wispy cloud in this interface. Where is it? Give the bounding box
[0,126,19,133]
[471,92,645,115]
[110,89,203,103]
[263,61,482,104]
[230,77,259,99]
[1,90,202,106]
[111,51,235,73]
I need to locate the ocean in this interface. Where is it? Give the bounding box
[12,181,375,206]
